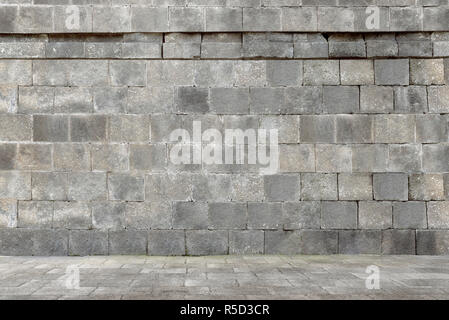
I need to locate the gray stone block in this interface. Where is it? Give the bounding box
[32,230,68,256]
[393,201,427,229]
[148,230,185,256]
[0,115,32,142]
[282,7,317,32]
[210,88,249,115]
[54,201,91,230]
[16,144,52,170]
[423,145,449,172]
[388,144,422,172]
[358,201,392,229]
[0,171,31,200]
[146,174,192,202]
[248,202,281,230]
[109,230,147,255]
[249,87,284,114]
[410,59,445,85]
[147,60,195,86]
[173,202,208,230]
[417,230,449,255]
[427,201,449,229]
[0,229,33,256]
[234,61,266,87]
[382,230,416,255]
[374,115,415,143]
[93,87,127,114]
[0,199,17,228]
[373,173,408,201]
[0,85,17,113]
[93,6,131,32]
[360,86,394,113]
[264,230,301,255]
[108,173,144,202]
[329,39,366,58]
[300,115,336,143]
[209,202,246,230]
[229,230,264,254]
[33,115,69,142]
[243,8,281,31]
[339,231,381,254]
[340,60,374,85]
[375,59,409,85]
[130,144,166,171]
[282,201,320,230]
[279,144,315,173]
[92,202,125,231]
[18,201,53,228]
[416,115,448,143]
[206,7,242,32]
[352,144,389,173]
[265,230,338,255]
[125,202,172,230]
[321,201,357,230]
[69,230,108,256]
[18,86,54,114]
[284,87,322,114]
[0,60,32,85]
[367,40,398,58]
[175,87,209,114]
[338,173,373,201]
[32,172,68,201]
[398,41,432,57]
[266,61,302,87]
[186,230,228,255]
[128,87,174,114]
[109,60,146,87]
[54,87,92,113]
[336,115,373,144]
[390,7,423,31]
[68,172,107,201]
[54,143,90,172]
[0,143,17,170]
[169,7,204,32]
[322,86,359,114]
[45,42,85,58]
[304,60,339,85]
[410,174,446,201]
[394,86,428,113]
[301,173,338,201]
[131,6,168,32]
[428,86,449,113]
[316,144,352,173]
[264,174,300,202]
[70,115,108,142]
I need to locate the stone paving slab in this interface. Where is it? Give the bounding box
[0,255,448,300]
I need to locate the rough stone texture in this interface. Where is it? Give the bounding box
[1,3,449,256]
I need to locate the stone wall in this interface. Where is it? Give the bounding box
[0,1,449,256]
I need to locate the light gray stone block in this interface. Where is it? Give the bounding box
[92,202,125,231]
[264,174,300,201]
[0,85,17,113]
[374,115,415,143]
[68,172,107,201]
[282,201,320,230]
[303,60,339,85]
[301,173,338,201]
[169,7,204,32]
[148,230,185,256]
[427,201,449,229]
[32,172,68,201]
[146,173,192,202]
[410,174,446,201]
[209,202,246,230]
[186,230,228,255]
[358,201,392,229]
[340,60,374,85]
[410,59,445,85]
[0,115,32,141]
[338,173,373,201]
[229,230,264,254]
[416,115,448,143]
[388,144,422,172]
[69,230,108,256]
[321,201,357,230]
[428,86,449,113]
[108,173,144,202]
[93,87,127,114]
[360,86,394,113]
[248,202,281,230]
[16,144,52,170]
[18,201,53,228]
[300,115,336,143]
[393,201,427,229]
[0,171,31,200]
[54,144,90,172]
[282,7,317,32]
[423,144,449,172]
[18,86,54,114]
[243,8,281,31]
[206,7,242,31]
[266,60,302,87]
[0,200,16,228]
[54,201,91,230]
[54,87,92,113]
[316,144,352,173]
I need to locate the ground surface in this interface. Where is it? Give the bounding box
[0,255,448,300]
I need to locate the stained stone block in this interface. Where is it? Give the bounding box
[169,7,204,32]
[108,173,145,201]
[32,230,68,256]
[53,201,91,230]
[130,144,166,171]
[234,61,266,87]
[69,230,108,256]
[250,87,284,114]
[0,229,33,256]
[33,115,69,142]
[428,86,449,113]
[264,174,300,201]
[0,86,17,113]
[282,201,320,230]
[146,174,192,202]
[92,202,125,231]
[0,171,31,200]
[398,41,432,57]
[243,8,281,31]
[393,201,427,229]
[0,143,17,170]
[68,172,107,201]
[54,144,90,172]
[322,86,359,114]
[0,200,17,228]
[316,144,352,173]
[18,86,54,114]
[229,230,264,254]
[230,174,264,202]
[390,7,423,31]
[0,115,32,142]
[336,115,373,143]
[266,61,302,87]
[54,87,92,113]
[175,87,209,114]
[416,115,447,143]
[127,87,174,114]
[417,230,449,255]
[340,60,374,85]
[410,174,446,200]
[109,230,147,255]
[427,201,449,229]
[294,34,328,58]
[18,201,53,228]
[374,115,415,143]
[339,230,381,254]
[300,115,336,143]
[410,59,445,85]
[394,86,428,113]
[301,173,338,201]
[375,59,409,85]
[282,7,317,32]
[358,201,392,229]
[32,172,67,201]
[70,115,108,142]
[367,40,398,58]
[422,145,449,172]
[388,144,422,172]
[207,202,245,230]
[131,7,168,32]
[109,115,150,143]
[321,201,357,230]
[382,230,416,255]
[206,7,243,32]
[148,230,185,256]
[92,144,128,171]
[303,60,339,85]
[186,230,228,255]
[93,87,127,114]
[279,144,315,173]
[360,86,394,113]
[0,61,32,85]
[173,202,208,230]
[16,144,52,170]
[329,38,366,58]
[248,202,281,230]
[338,174,373,201]
[93,6,131,32]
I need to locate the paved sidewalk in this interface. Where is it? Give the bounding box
[0,255,448,300]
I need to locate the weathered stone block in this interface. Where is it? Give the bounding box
[173,202,208,230]
[299,115,336,143]
[373,173,408,201]
[70,115,108,142]
[54,5,92,33]
[336,115,373,144]
[209,202,246,230]
[18,201,53,228]
[374,115,415,143]
[92,202,125,231]
[175,87,209,114]
[410,59,445,85]
[206,7,242,31]
[398,41,432,57]
[108,173,145,201]
[146,173,192,202]
[248,202,281,230]
[148,230,185,256]
[0,143,17,170]
[45,42,85,59]
[410,174,445,201]
[127,87,174,114]
[282,7,317,32]
[18,86,54,114]
[360,86,394,114]
[130,144,166,171]
[266,61,302,87]
[303,60,339,85]
[265,230,338,255]
[393,201,427,229]
[169,7,204,32]
[279,144,315,173]
[109,230,147,255]
[358,201,392,229]
[249,87,284,114]
[301,173,337,201]
[92,144,128,172]
[338,173,373,201]
[93,87,127,114]
[294,34,328,58]
[322,86,359,114]
[417,230,449,255]
[32,230,68,256]
[186,230,228,255]
[69,230,108,256]
[54,143,90,171]
[0,61,32,85]
[264,174,300,201]
[0,200,17,228]
[340,60,374,85]
[390,7,423,31]
[339,230,381,254]
[210,88,249,115]
[317,7,355,32]
[147,60,195,86]
[16,144,51,170]
[423,145,449,172]
[416,115,447,143]
[0,85,17,113]
[54,201,91,230]
[428,86,449,113]
[229,230,264,254]
[0,229,33,256]
[109,61,146,87]
[68,172,107,201]
[316,144,352,173]
[54,87,92,113]
[375,59,409,85]
[427,201,449,229]
[0,171,31,200]
[388,144,422,172]
[382,230,416,255]
[93,6,131,32]
[33,115,69,142]
[243,8,281,31]
[32,172,67,201]
[131,6,168,32]
[321,201,357,230]
[394,86,428,113]
[0,115,32,142]
[367,40,398,58]
[282,201,320,230]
